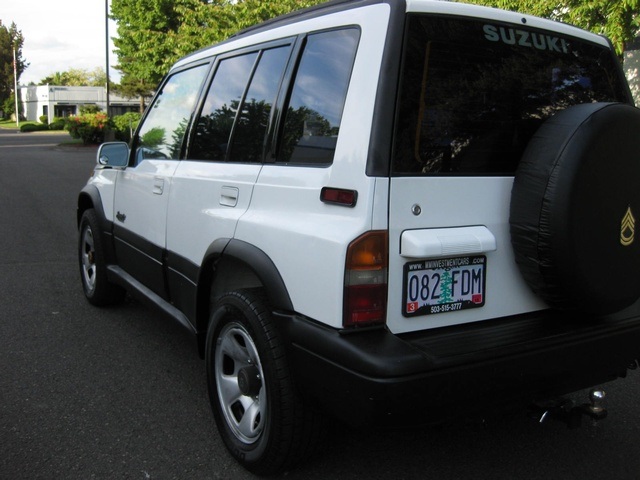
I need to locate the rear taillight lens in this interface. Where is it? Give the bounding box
[343,231,388,328]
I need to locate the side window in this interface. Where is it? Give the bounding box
[278,28,360,165]
[228,46,290,162]
[188,52,258,161]
[134,64,208,163]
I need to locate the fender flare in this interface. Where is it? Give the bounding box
[77,184,108,229]
[77,184,117,264]
[201,238,294,312]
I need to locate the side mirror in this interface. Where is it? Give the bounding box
[97,142,129,167]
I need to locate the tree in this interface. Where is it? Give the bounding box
[461,0,640,56]
[109,0,325,109]
[39,67,107,86]
[221,0,326,32]
[110,0,211,106]
[0,20,28,117]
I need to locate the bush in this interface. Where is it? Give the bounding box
[39,115,48,125]
[49,119,65,130]
[112,112,141,142]
[79,104,101,115]
[65,112,110,144]
[20,123,49,132]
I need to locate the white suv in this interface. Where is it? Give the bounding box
[77,0,640,475]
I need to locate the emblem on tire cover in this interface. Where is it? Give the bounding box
[620,206,635,246]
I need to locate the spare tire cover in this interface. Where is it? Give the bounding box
[510,102,640,315]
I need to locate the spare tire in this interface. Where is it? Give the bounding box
[510,102,640,315]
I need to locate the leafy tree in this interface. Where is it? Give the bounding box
[222,0,325,32]
[460,0,640,57]
[112,111,141,141]
[0,20,28,117]
[110,0,210,105]
[39,67,107,86]
[109,0,325,109]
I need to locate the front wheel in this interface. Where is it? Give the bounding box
[205,289,325,475]
[78,208,125,306]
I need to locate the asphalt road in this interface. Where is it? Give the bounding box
[1,129,640,480]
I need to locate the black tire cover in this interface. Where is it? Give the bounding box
[510,102,640,315]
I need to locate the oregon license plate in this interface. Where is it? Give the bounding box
[403,255,486,316]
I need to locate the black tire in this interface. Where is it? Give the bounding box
[205,289,325,475]
[510,102,640,315]
[78,208,125,306]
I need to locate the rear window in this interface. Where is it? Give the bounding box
[392,15,629,175]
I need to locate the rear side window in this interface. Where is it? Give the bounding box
[189,52,258,161]
[229,46,290,162]
[392,15,629,175]
[278,28,360,165]
[188,44,292,162]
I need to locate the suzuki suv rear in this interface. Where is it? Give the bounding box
[77,0,640,475]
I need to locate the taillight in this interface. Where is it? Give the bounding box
[343,231,388,328]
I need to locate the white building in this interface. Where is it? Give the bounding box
[18,85,139,123]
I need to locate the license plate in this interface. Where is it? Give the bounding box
[403,255,486,317]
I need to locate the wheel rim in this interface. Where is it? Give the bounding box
[80,224,97,292]
[215,322,266,444]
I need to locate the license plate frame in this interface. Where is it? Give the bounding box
[403,255,486,317]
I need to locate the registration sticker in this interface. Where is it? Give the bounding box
[403,255,486,317]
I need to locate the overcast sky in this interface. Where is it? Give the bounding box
[3,0,120,85]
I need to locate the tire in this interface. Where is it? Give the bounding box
[78,208,125,306]
[510,102,640,315]
[205,289,325,475]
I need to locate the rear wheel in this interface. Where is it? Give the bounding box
[78,208,125,306]
[205,289,325,475]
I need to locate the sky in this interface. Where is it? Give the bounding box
[3,0,120,85]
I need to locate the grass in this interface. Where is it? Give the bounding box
[0,119,32,130]
[0,119,86,145]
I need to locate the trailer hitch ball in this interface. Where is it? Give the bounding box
[586,388,606,417]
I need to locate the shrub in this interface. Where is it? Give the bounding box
[49,119,65,130]
[79,104,101,115]
[65,112,110,144]
[20,123,49,132]
[39,115,48,125]
[112,112,141,142]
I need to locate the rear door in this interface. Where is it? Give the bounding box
[386,13,629,334]
[165,40,294,313]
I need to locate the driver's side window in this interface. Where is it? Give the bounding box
[133,64,209,164]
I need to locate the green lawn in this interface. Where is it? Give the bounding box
[0,119,34,130]
[0,120,85,146]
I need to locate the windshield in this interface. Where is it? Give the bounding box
[392,15,630,175]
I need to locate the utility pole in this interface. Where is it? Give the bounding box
[13,45,19,127]
[105,0,110,117]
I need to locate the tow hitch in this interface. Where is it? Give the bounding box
[530,388,607,429]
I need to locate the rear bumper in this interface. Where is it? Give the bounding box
[276,303,640,427]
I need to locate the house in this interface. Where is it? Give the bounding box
[18,85,139,123]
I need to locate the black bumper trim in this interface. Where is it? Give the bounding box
[276,303,640,427]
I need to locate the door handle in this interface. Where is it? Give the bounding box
[220,186,239,207]
[153,177,164,195]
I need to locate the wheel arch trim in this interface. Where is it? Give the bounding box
[77,184,109,229]
[200,238,294,312]
[77,184,116,264]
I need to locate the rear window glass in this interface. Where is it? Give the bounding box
[392,15,629,175]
